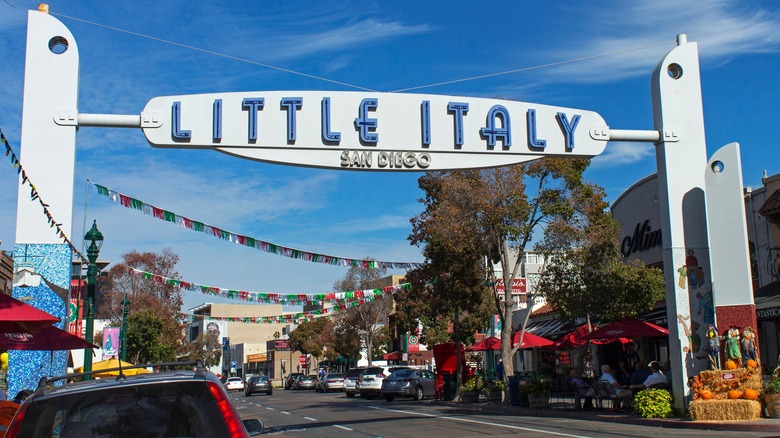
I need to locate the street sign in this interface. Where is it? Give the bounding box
[298,355,307,367]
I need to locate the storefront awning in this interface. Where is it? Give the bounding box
[383,351,402,361]
[524,318,566,338]
[756,280,780,320]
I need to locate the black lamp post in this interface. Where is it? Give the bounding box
[120,294,130,361]
[82,220,103,380]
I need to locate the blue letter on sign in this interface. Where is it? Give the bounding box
[447,102,469,146]
[354,98,378,143]
[421,100,431,146]
[242,98,265,141]
[321,97,341,143]
[281,97,303,142]
[527,109,546,149]
[172,101,191,140]
[213,99,222,141]
[556,112,581,150]
[480,105,511,147]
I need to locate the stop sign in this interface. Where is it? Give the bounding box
[298,355,307,367]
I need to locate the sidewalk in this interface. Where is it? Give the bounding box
[432,399,780,432]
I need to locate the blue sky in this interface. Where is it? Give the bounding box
[1,1,779,310]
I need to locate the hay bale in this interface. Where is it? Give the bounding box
[689,399,762,421]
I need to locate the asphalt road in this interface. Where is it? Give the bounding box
[230,387,767,437]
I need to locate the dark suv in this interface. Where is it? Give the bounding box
[284,372,303,390]
[5,360,263,437]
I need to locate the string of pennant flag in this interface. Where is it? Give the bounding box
[179,297,371,325]
[1,129,89,264]
[126,266,410,306]
[91,182,423,271]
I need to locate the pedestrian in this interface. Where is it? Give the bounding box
[570,368,594,410]
[598,365,632,411]
[629,361,651,393]
[629,361,668,391]
[618,342,640,383]
[580,350,595,384]
[495,360,504,380]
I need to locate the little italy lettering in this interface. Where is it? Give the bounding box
[142,91,608,171]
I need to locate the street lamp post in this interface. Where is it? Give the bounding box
[120,294,129,361]
[82,220,103,380]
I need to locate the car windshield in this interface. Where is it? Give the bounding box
[17,381,230,438]
[344,369,364,378]
[389,369,415,378]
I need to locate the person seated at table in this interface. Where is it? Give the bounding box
[599,365,633,411]
[629,361,651,394]
[629,361,668,391]
[569,368,594,410]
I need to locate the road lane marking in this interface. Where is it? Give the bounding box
[266,407,275,411]
[282,411,291,415]
[334,425,354,431]
[303,417,317,421]
[367,406,591,438]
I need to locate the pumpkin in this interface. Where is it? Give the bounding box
[698,389,713,400]
[724,360,738,370]
[742,388,758,400]
[728,389,742,399]
[745,359,758,369]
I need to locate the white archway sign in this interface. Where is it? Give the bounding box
[12,8,755,413]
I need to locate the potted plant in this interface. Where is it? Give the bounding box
[461,375,482,403]
[764,369,780,419]
[483,379,504,402]
[520,377,550,408]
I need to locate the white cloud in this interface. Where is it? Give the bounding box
[590,142,655,169]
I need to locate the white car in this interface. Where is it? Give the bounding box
[225,376,245,391]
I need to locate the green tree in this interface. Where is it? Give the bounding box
[126,309,178,364]
[289,318,334,359]
[101,249,186,362]
[404,158,618,398]
[181,328,222,368]
[332,261,390,367]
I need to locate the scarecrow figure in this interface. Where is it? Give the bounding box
[705,325,721,370]
[725,326,742,367]
[741,326,758,364]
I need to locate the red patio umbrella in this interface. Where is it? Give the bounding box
[582,317,669,340]
[466,336,503,352]
[554,323,630,350]
[511,331,554,349]
[0,292,59,333]
[0,325,97,351]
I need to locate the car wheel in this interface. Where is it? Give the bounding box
[267,391,273,396]
[346,392,355,398]
[245,391,251,397]
[413,386,424,401]
[385,396,394,402]
[365,395,377,400]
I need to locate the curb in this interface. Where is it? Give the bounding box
[431,400,780,432]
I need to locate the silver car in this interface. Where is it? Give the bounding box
[317,373,345,392]
[358,366,410,399]
[381,368,436,401]
[343,367,365,398]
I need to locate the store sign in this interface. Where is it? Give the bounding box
[621,220,663,256]
[142,92,607,171]
[494,278,527,294]
[757,306,780,319]
[267,339,291,351]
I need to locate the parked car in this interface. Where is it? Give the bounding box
[381,368,436,401]
[343,367,366,398]
[5,360,263,437]
[316,373,345,392]
[294,374,318,390]
[358,366,410,399]
[225,376,245,391]
[285,372,303,390]
[245,375,273,396]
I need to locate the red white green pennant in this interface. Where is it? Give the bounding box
[127,266,409,305]
[92,182,422,270]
